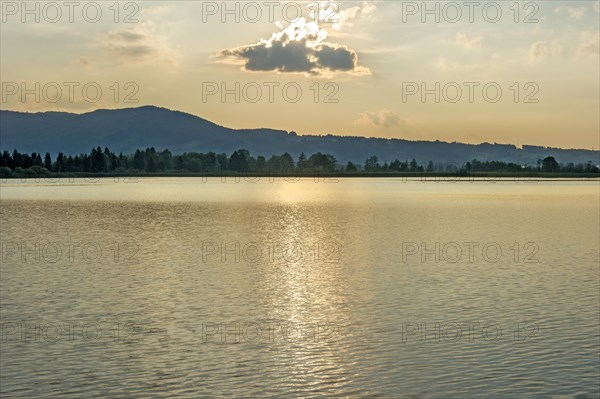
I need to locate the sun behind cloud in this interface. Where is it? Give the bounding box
[218,3,372,78]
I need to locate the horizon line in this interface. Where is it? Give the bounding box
[1,105,598,153]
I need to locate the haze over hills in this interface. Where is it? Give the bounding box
[1,106,598,166]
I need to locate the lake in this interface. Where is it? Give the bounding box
[1,178,599,398]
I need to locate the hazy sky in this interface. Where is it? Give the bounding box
[1,0,599,149]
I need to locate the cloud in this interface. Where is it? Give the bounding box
[554,6,587,19]
[361,1,377,15]
[455,32,483,49]
[322,0,377,31]
[103,23,178,64]
[595,1,599,13]
[219,17,369,77]
[353,109,403,128]
[577,31,600,56]
[528,41,561,64]
[105,30,155,58]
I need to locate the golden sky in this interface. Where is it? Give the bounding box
[1,0,599,149]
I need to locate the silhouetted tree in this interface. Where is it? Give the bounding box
[1,151,12,169]
[133,149,145,170]
[44,153,52,171]
[309,153,337,172]
[365,156,379,171]
[55,152,64,172]
[298,152,307,169]
[409,158,418,172]
[229,149,249,172]
[542,156,559,173]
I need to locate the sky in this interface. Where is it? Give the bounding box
[1,0,599,150]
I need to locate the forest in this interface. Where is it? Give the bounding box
[1,147,599,177]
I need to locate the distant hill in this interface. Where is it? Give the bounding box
[1,106,598,165]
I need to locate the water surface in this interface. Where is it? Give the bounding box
[1,178,599,398]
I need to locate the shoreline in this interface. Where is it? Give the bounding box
[1,173,599,181]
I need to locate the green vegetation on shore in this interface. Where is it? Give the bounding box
[1,147,598,179]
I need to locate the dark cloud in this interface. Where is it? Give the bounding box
[314,45,357,71]
[224,34,317,73]
[105,30,157,59]
[110,31,147,43]
[221,28,368,77]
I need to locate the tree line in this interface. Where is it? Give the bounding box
[1,147,598,176]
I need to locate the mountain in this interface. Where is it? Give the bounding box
[1,106,598,165]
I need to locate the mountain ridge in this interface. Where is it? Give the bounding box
[1,106,598,165]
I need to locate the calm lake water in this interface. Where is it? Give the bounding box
[1,178,599,398]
